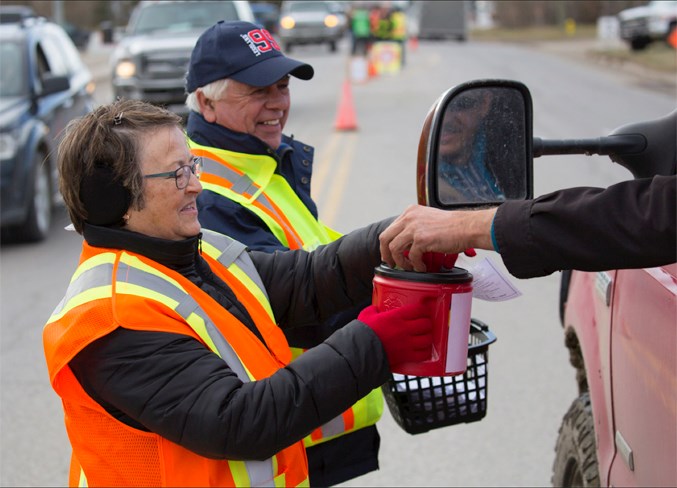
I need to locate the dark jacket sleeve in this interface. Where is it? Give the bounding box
[250,218,394,328]
[71,317,388,462]
[494,175,677,278]
[69,219,394,461]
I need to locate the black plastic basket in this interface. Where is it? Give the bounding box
[382,318,497,435]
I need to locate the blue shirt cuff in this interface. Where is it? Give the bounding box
[490,214,500,253]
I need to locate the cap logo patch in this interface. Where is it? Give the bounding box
[241,28,281,57]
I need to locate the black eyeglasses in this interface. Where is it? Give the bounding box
[144,156,203,190]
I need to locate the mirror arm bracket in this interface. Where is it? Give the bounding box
[533,135,646,158]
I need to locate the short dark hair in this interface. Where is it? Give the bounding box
[58,99,182,233]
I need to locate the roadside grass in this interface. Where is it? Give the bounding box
[590,42,676,74]
[470,24,676,74]
[469,24,598,42]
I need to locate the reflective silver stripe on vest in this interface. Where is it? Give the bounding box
[51,264,114,317]
[317,415,345,439]
[231,173,258,195]
[117,262,252,384]
[201,157,303,249]
[200,230,271,303]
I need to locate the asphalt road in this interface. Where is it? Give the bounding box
[1,34,674,487]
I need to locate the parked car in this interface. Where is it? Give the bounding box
[277,0,346,53]
[110,0,255,117]
[0,16,95,242]
[0,5,36,24]
[618,0,677,50]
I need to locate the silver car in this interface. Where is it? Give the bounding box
[110,0,254,116]
[278,1,346,53]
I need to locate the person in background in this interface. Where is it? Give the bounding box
[379,175,676,278]
[44,98,434,487]
[349,4,372,56]
[389,5,407,67]
[184,20,384,486]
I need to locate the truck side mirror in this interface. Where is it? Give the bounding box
[417,79,534,209]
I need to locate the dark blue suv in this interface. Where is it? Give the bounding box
[0,16,94,242]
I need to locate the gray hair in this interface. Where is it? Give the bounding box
[185,78,230,113]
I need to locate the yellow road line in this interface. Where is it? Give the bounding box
[320,133,358,227]
[311,131,341,205]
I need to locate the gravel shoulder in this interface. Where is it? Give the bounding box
[532,38,676,96]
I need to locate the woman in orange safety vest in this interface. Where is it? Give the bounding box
[43,99,433,487]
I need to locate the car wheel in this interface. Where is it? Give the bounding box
[552,392,600,487]
[630,37,649,50]
[15,154,52,242]
[329,40,337,52]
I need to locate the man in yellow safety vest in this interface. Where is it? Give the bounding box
[184,20,384,486]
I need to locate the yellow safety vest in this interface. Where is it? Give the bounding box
[190,141,340,251]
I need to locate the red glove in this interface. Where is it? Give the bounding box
[358,303,433,368]
[418,249,477,272]
[422,252,458,271]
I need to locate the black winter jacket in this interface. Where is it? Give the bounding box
[70,220,391,462]
[495,175,676,278]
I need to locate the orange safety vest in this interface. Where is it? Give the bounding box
[43,233,308,487]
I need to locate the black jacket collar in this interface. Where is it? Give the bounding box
[83,223,199,271]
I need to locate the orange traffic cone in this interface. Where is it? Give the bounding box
[367,56,378,79]
[334,80,358,131]
[669,28,677,49]
[408,35,418,52]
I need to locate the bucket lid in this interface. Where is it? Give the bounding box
[374,263,472,284]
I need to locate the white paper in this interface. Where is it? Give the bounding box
[446,291,472,374]
[456,256,522,302]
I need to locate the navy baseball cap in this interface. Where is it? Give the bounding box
[186,20,314,92]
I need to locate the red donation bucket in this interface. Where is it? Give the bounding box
[372,264,473,376]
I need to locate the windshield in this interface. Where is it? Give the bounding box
[287,2,331,14]
[129,1,239,35]
[0,41,27,97]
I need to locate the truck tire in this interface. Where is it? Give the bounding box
[552,392,600,488]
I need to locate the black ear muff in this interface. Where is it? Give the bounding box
[80,166,131,226]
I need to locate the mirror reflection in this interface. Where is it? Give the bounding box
[436,87,528,205]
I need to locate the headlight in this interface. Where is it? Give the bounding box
[280,16,295,30]
[115,60,136,79]
[0,133,18,160]
[324,14,339,28]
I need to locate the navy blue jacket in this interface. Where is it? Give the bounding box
[187,112,318,253]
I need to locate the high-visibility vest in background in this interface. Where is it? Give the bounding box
[391,11,407,40]
[190,141,340,251]
[189,142,384,448]
[43,235,308,487]
[351,8,371,38]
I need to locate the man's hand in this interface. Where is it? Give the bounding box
[379,205,497,271]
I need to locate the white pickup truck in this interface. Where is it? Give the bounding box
[618,0,677,50]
